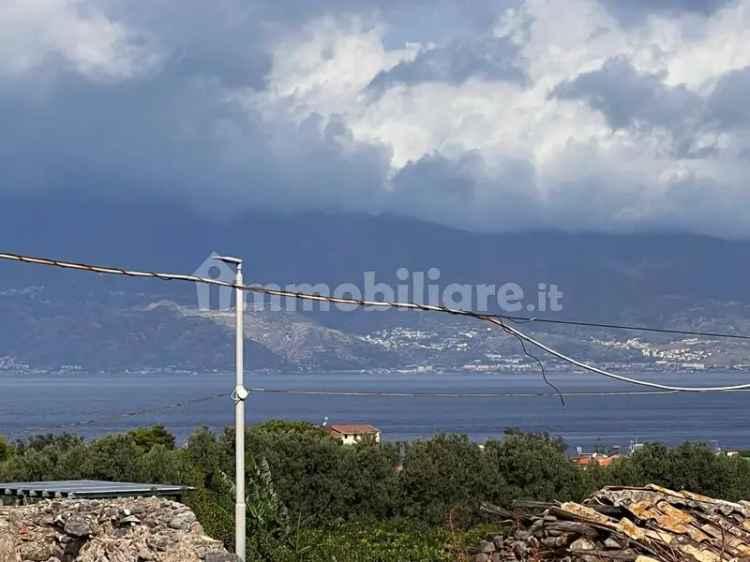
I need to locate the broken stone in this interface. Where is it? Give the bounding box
[0,498,230,562]
[478,539,495,553]
[63,517,91,538]
[168,511,196,531]
[204,553,239,562]
[603,537,622,549]
[569,537,595,552]
[512,540,527,559]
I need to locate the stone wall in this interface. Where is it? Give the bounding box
[0,497,237,562]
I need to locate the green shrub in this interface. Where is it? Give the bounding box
[128,425,176,451]
[399,433,491,526]
[483,429,592,506]
[606,442,750,501]
[0,435,12,463]
[4,424,750,560]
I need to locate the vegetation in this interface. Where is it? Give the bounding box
[2,423,750,561]
[0,435,11,463]
[128,424,176,450]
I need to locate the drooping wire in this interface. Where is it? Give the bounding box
[512,333,565,406]
[485,317,750,393]
[3,250,750,341]
[4,250,750,393]
[503,316,750,341]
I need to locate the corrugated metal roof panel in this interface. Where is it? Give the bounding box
[0,480,193,498]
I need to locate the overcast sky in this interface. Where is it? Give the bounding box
[3,0,750,237]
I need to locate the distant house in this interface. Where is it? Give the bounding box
[570,453,622,468]
[326,424,381,445]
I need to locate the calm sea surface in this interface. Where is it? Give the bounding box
[1,371,749,450]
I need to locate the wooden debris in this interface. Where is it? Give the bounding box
[475,485,750,561]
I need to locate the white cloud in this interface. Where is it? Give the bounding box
[644,1,750,91]
[258,16,420,118]
[0,0,159,81]
[238,0,750,236]
[3,0,750,237]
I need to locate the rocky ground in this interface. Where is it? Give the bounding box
[0,497,236,562]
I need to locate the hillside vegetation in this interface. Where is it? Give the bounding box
[2,424,750,560]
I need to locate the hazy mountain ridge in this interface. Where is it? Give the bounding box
[2,291,750,372]
[3,208,750,372]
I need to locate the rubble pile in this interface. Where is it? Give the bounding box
[0,497,236,562]
[475,484,750,561]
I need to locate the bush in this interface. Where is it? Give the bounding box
[128,425,176,451]
[252,419,329,438]
[13,433,82,455]
[399,434,491,525]
[4,424,750,560]
[82,434,143,481]
[483,429,592,506]
[0,435,12,463]
[246,429,398,523]
[606,442,750,501]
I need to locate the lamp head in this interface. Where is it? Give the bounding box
[216,255,242,272]
[216,255,242,264]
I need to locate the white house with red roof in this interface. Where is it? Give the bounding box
[325,423,381,445]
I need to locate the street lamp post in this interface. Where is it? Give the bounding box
[217,256,247,562]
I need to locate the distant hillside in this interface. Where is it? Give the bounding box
[2,291,750,372]
[2,202,750,371]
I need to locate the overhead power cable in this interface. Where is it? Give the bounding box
[22,382,750,437]
[249,387,749,397]
[26,385,742,436]
[503,316,750,341]
[512,333,565,405]
[20,391,230,435]
[2,250,750,394]
[1,251,747,341]
[485,317,750,393]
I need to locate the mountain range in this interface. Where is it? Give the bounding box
[2,199,750,372]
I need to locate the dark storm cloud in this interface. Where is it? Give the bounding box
[3,0,750,239]
[367,37,526,96]
[552,55,750,160]
[0,0,410,216]
[705,66,750,129]
[0,0,515,214]
[553,57,700,131]
[0,65,390,217]
[389,151,540,232]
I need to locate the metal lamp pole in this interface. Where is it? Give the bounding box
[218,256,247,562]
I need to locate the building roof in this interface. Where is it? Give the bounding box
[571,453,622,467]
[0,480,193,499]
[327,424,380,435]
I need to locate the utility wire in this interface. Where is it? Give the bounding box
[20,392,230,435]
[485,317,750,393]
[0,251,512,318]
[3,250,750,393]
[249,387,749,397]
[21,382,750,437]
[512,334,565,405]
[2,251,748,341]
[504,316,750,341]
[18,383,750,436]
